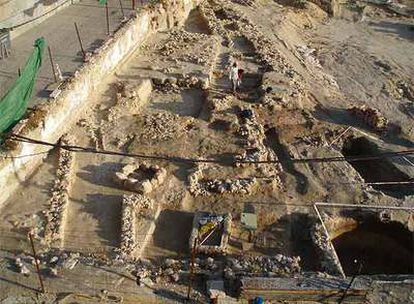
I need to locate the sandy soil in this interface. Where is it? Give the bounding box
[1,0,413,302]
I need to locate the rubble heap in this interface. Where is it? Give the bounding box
[234,109,284,185]
[14,258,30,276]
[188,165,256,196]
[44,135,75,247]
[226,254,301,277]
[348,105,389,133]
[113,162,167,194]
[118,194,154,257]
[141,112,194,142]
[160,29,212,63]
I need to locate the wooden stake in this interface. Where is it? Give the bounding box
[132,0,135,10]
[47,46,58,83]
[105,2,110,35]
[74,22,85,59]
[28,232,45,294]
[186,237,198,300]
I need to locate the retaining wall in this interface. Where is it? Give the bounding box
[0,0,201,208]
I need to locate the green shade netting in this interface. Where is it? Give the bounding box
[0,37,46,134]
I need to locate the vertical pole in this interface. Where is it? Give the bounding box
[28,233,45,294]
[47,46,58,83]
[119,0,125,17]
[186,237,197,300]
[74,22,86,59]
[105,2,110,35]
[339,260,363,304]
[132,0,135,10]
[18,68,21,77]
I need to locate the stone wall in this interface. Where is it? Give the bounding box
[0,0,202,209]
[43,134,75,248]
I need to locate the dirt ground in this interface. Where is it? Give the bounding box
[1,0,413,302]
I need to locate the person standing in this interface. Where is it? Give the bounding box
[229,62,240,93]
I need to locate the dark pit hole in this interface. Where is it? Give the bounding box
[232,36,255,55]
[184,8,212,34]
[332,218,414,275]
[214,8,228,20]
[202,224,224,246]
[241,73,262,90]
[342,137,414,198]
[128,167,156,181]
[238,73,263,103]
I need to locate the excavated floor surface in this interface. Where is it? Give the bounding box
[1,0,413,302]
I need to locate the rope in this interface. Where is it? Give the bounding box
[5,133,414,166]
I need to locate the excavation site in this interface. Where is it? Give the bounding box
[0,0,413,303]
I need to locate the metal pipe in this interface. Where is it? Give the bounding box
[48,46,58,82]
[74,22,85,59]
[28,232,45,293]
[105,2,110,35]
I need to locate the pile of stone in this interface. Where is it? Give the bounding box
[188,165,256,196]
[133,258,183,284]
[44,135,75,247]
[348,105,389,133]
[205,178,255,195]
[226,254,301,277]
[118,194,154,257]
[14,257,30,276]
[234,109,283,180]
[141,112,194,142]
[153,74,208,91]
[113,162,167,194]
[161,29,211,56]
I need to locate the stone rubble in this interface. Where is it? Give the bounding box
[188,165,256,196]
[44,135,75,247]
[226,254,301,277]
[348,105,389,133]
[140,112,195,142]
[234,108,284,186]
[14,258,30,276]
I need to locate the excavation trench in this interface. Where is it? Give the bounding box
[331,218,413,275]
[342,137,414,198]
[265,128,309,194]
